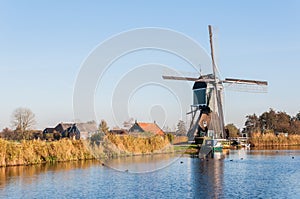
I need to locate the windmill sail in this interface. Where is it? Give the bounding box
[223,78,268,93]
[162,76,199,81]
[208,25,225,139]
[224,78,268,85]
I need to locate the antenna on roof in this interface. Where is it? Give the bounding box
[199,64,202,76]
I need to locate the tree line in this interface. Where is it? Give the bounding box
[2,107,300,141]
[0,107,110,141]
[0,107,39,140]
[244,108,300,135]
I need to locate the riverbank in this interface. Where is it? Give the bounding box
[173,144,198,154]
[249,133,300,147]
[0,139,94,167]
[87,134,174,159]
[0,134,178,167]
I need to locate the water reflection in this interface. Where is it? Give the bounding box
[189,153,224,198]
[1,150,300,198]
[104,153,182,173]
[0,160,101,189]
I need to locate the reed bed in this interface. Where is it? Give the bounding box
[249,133,300,147]
[0,134,174,167]
[104,134,173,155]
[0,139,93,167]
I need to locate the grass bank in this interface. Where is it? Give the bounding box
[249,133,300,147]
[173,144,198,155]
[0,134,175,167]
[87,134,174,159]
[0,139,93,167]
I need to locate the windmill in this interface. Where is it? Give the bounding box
[163,25,268,156]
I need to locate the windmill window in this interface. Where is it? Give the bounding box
[193,88,206,105]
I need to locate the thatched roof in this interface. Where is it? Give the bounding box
[76,123,98,132]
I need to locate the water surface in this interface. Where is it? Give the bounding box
[1,149,300,198]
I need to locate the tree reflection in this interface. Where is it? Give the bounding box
[0,160,101,188]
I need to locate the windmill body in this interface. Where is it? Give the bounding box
[188,74,224,142]
[163,25,268,157]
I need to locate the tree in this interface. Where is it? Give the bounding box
[99,119,109,134]
[291,120,300,134]
[1,127,35,141]
[1,128,14,140]
[244,108,298,134]
[274,111,291,133]
[259,108,277,131]
[225,123,239,138]
[258,109,292,133]
[244,114,260,134]
[11,107,36,132]
[90,132,105,145]
[176,120,187,136]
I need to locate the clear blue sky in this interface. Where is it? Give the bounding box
[1,0,300,130]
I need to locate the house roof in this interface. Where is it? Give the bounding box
[57,123,73,130]
[76,123,98,132]
[136,122,165,136]
[110,129,128,134]
[55,122,97,133]
[43,128,55,134]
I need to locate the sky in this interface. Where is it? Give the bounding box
[1,0,300,130]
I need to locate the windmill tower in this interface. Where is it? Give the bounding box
[163,25,268,154]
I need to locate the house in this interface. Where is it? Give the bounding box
[43,123,73,140]
[129,121,165,136]
[42,128,55,135]
[42,127,58,140]
[75,122,98,139]
[42,122,98,140]
[32,130,43,140]
[54,123,73,137]
[61,122,98,140]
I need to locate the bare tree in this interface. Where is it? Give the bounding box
[11,107,36,132]
[98,119,109,134]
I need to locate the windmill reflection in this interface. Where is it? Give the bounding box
[190,153,225,198]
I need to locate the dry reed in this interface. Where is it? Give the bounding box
[249,132,300,147]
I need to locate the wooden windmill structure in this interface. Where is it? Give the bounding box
[163,25,268,150]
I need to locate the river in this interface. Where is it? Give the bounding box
[1,149,300,199]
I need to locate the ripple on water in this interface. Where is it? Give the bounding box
[1,150,300,198]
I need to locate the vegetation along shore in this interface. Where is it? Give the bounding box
[0,134,177,167]
[249,133,300,147]
[2,107,300,167]
[0,139,93,167]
